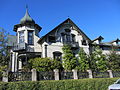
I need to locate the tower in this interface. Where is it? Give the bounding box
[11,7,42,72]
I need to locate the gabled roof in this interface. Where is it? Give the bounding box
[92,36,104,42]
[109,38,120,43]
[38,18,91,43]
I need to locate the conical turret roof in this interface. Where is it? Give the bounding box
[20,7,35,24]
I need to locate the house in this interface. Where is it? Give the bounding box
[92,36,120,54]
[8,8,120,72]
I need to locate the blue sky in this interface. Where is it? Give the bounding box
[0,0,120,42]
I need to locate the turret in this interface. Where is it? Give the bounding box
[13,7,41,52]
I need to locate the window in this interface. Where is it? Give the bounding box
[53,51,62,61]
[28,31,34,45]
[82,40,87,45]
[66,34,70,42]
[72,34,75,42]
[65,29,71,32]
[48,36,56,43]
[19,31,24,43]
[61,33,65,42]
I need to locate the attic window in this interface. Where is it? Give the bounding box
[65,29,71,32]
[82,40,87,46]
[48,36,56,43]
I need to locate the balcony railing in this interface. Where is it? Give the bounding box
[12,43,26,51]
[27,46,34,52]
[64,42,79,48]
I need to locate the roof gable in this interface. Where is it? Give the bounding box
[38,18,91,43]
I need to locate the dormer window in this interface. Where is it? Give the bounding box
[19,31,24,43]
[28,31,34,45]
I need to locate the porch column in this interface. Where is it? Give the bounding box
[18,59,22,70]
[14,53,18,72]
[11,52,15,72]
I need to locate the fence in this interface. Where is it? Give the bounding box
[37,71,54,80]
[1,69,120,82]
[8,72,32,82]
[93,72,109,78]
[78,71,89,79]
[60,71,73,80]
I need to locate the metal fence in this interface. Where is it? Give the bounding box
[78,72,89,79]
[113,71,120,77]
[60,71,73,80]
[37,71,54,80]
[6,70,120,82]
[93,72,109,78]
[8,72,32,82]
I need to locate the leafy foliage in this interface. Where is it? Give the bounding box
[29,57,62,71]
[89,46,107,72]
[0,27,9,71]
[62,44,77,70]
[76,48,89,71]
[0,78,118,90]
[107,50,120,71]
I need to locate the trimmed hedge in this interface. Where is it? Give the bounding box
[0,78,119,90]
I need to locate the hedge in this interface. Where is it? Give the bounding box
[0,78,119,90]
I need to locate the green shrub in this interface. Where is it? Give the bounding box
[29,57,62,71]
[0,78,119,90]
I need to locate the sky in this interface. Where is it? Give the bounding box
[0,0,120,42]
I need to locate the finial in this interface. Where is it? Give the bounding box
[26,4,28,12]
[26,4,28,9]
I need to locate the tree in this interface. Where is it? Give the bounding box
[89,46,107,72]
[76,48,89,71]
[107,49,120,71]
[0,27,9,71]
[28,57,62,71]
[62,44,77,70]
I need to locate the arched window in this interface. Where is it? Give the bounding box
[53,51,62,61]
